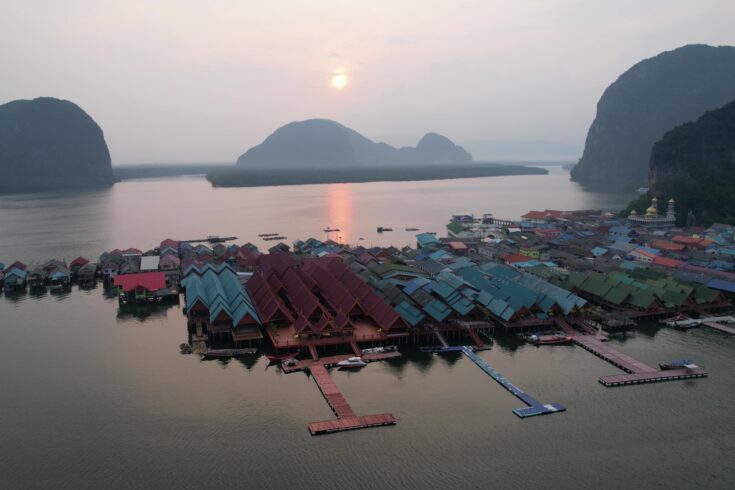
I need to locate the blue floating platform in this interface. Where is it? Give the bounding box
[426,345,566,418]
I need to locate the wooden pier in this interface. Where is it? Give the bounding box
[554,319,708,387]
[599,368,707,387]
[281,352,401,435]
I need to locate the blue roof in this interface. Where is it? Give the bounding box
[610,226,632,236]
[5,267,28,280]
[591,247,608,257]
[710,260,735,271]
[428,250,449,261]
[706,279,735,294]
[403,277,433,295]
[416,233,440,248]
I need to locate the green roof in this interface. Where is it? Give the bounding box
[446,221,467,234]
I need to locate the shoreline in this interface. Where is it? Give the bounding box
[205,163,548,188]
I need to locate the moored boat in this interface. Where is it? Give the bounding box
[201,348,257,359]
[659,359,698,370]
[529,333,573,345]
[336,356,367,369]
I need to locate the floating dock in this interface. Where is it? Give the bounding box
[555,319,709,387]
[281,352,401,435]
[422,345,565,418]
[702,322,735,335]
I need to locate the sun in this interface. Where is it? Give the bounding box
[330,73,348,90]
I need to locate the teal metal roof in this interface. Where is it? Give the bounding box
[395,300,425,326]
[183,264,260,327]
[416,233,440,248]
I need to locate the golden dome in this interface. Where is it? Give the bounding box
[645,197,659,217]
[630,210,637,216]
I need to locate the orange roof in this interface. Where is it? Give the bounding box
[651,240,685,251]
[500,253,532,264]
[653,256,683,268]
[672,235,702,245]
[448,242,468,250]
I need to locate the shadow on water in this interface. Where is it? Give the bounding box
[116,302,177,322]
[28,287,48,300]
[2,289,28,304]
[491,332,525,353]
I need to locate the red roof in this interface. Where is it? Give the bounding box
[448,242,468,250]
[522,211,546,220]
[534,228,561,235]
[113,272,166,292]
[5,261,27,272]
[500,253,532,264]
[653,256,683,268]
[70,257,90,268]
[160,238,180,249]
[522,210,564,220]
[631,248,657,259]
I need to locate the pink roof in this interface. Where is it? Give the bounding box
[113,272,166,292]
[122,248,143,255]
[631,248,657,259]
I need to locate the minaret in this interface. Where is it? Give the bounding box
[667,198,676,221]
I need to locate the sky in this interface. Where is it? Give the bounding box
[1,0,734,163]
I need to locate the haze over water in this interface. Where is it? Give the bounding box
[2,171,733,488]
[0,167,632,263]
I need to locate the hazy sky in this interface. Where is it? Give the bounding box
[1,0,733,163]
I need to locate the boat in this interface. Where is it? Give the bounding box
[179,343,193,354]
[207,235,226,243]
[659,359,698,370]
[362,345,398,354]
[377,227,393,233]
[528,333,573,345]
[451,214,477,223]
[200,348,257,359]
[323,228,340,233]
[266,352,298,362]
[405,227,419,231]
[336,356,367,368]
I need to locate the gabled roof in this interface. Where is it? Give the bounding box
[113,272,166,292]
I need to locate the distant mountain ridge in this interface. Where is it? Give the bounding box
[571,44,735,189]
[236,119,472,168]
[0,97,114,192]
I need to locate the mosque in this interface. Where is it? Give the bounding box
[627,197,676,227]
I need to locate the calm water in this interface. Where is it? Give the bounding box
[1,169,734,489]
[0,166,632,263]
